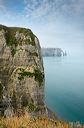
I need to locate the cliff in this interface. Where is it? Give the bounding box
[42,48,67,57]
[0,25,47,117]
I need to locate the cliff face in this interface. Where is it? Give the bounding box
[0,25,46,117]
[42,48,66,57]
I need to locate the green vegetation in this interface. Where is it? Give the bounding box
[34,69,44,84]
[11,48,17,57]
[6,35,17,47]
[0,25,7,31]
[5,30,18,57]
[10,27,35,46]
[18,68,44,85]
[0,123,6,128]
[0,27,36,56]
[28,103,36,112]
[21,95,36,112]
[0,26,35,46]
[18,70,34,80]
[18,28,35,43]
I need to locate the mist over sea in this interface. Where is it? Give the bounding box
[43,53,84,123]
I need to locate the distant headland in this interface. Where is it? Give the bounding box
[41,48,67,57]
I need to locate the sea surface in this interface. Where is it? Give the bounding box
[43,55,84,123]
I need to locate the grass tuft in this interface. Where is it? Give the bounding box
[0,114,83,128]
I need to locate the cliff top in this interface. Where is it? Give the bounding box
[0,24,36,47]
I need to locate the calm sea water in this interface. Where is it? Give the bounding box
[43,55,84,123]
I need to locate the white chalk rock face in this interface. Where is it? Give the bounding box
[0,25,47,117]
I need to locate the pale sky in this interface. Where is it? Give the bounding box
[0,0,84,55]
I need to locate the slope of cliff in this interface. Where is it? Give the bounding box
[0,25,47,117]
[0,114,83,128]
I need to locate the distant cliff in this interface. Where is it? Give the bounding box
[42,48,67,57]
[0,25,48,117]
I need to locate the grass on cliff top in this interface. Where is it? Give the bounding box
[6,27,35,46]
[0,25,36,56]
[0,25,33,37]
[0,25,35,46]
[0,114,82,128]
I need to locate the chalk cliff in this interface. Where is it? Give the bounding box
[42,48,67,57]
[0,25,48,117]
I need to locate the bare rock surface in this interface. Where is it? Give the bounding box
[0,25,47,117]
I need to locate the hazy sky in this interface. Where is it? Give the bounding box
[0,0,84,55]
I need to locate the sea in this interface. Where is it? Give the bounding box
[43,54,84,123]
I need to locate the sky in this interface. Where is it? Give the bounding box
[0,0,84,55]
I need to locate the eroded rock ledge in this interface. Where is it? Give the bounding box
[0,25,48,117]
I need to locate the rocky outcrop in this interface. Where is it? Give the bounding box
[0,25,47,117]
[42,48,67,57]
